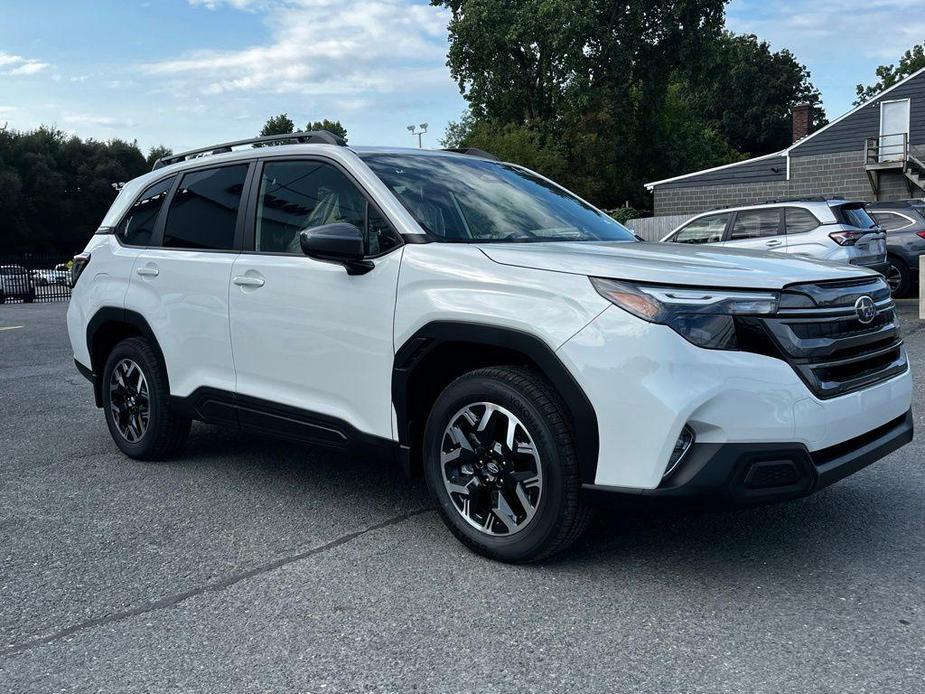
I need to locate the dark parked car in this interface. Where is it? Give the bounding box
[867,199,925,297]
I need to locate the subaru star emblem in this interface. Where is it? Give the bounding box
[855,295,876,324]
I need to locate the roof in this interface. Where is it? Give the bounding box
[646,64,925,191]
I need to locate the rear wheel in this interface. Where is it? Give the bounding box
[23,290,35,303]
[886,256,912,298]
[102,337,190,460]
[423,366,590,563]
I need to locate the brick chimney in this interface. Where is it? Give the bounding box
[792,103,812,144]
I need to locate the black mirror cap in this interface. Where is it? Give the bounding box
[300,223,374,275]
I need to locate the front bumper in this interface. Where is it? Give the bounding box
[583,410,913,506]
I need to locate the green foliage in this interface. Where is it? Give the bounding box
[607,207,645,225]
[0,126,148,254]
[259,113,295,137]
[434,1,824,209]
[855,43,925,104]
[684,32,827,155]
[306,119,348,142]
[146,145,173,168]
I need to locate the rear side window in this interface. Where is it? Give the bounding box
[672,214,729,244]
[836,205,877,230]
[162,165,249,250]
[115,176,175,246]
[869,211,913,231]
[785,208,819,234]
[730,209,781,240]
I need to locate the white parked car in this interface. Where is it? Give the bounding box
[66,133,913,562]
[32,264,71,286]
[661,200,888,274]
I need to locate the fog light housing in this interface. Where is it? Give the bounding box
[663,426,695,479]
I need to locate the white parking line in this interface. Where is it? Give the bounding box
[0,326,24,331]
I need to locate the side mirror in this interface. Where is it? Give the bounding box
[300,223,374,275]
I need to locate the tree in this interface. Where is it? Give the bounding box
[856,43,925,104]
[306,119,348,142]
[259,113,295,137]
[684,33,827,155]
[146,145,173,168]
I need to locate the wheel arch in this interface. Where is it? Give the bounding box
[392,322,599,484]
[86,308,169,407]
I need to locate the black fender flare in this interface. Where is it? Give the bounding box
[392,321,600,484]
[86,307,169,406]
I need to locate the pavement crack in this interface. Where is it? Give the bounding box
[0,506,434,658]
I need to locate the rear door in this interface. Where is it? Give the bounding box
[724,208,785,253]
[782,207,824,258]
[124,162,252,397]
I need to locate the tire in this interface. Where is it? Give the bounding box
[423,366,591,563]
[0,292,5,304]
[885,256,912,298]
[101,337,190,460]
[23,290,35,304]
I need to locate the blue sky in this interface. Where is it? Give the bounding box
[1,0,922,154]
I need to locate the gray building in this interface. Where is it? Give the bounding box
[646,66,925,217]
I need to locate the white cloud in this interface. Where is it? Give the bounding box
[62,113,136,129]
[143,0,452,98]
[0,51,51,76]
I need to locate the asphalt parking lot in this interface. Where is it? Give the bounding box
[1,301,922,693]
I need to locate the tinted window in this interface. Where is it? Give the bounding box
[838,205,877,230]
[162,165,249,250]
[672,214,729,244]
[785,208,819,234]
[361,153,635,243]
[255,160,400,255]
[116,176,174,246]
[730,209,781,240]
[869,211,913,231]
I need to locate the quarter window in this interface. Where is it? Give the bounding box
[730,209,781,240]
[673,214,729,244]
[869,211,913,231]
[785,208,820,234]
[255,160,400,255]
[115,176,175,246]
[162,165,249,250]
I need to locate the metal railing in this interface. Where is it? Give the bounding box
[865,132,909,165]
[0,254,74,304]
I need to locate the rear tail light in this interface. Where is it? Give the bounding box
[71,252,91,286]
[828,230,868,246]
[917,231,925,240]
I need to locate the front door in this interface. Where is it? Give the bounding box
[880,99,910,162]
[228,158,404,442]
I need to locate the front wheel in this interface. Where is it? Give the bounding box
[102,337,190,460]
[423,366,590,562]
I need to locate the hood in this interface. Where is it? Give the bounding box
[478,241,877,290]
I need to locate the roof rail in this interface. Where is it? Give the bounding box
[440,147,500,161]
[152,130,347,170]
[762,195,846,204]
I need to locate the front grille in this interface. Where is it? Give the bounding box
[738,276,908,399]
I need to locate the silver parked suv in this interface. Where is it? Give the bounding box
[662,199,888,275]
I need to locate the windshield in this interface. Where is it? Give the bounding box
[360,153,636,243]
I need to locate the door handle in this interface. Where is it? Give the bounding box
[765,239,783,247]
[233,275,265,288]
[136,266,159,277]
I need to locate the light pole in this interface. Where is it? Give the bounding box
[407,122,428,148]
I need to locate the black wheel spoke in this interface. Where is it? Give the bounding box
[108,358,150,443]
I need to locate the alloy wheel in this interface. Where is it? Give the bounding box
[885,262,902,293]
[108,358,151,443]
[440,402,543,536]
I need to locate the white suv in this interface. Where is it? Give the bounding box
[67,132,914,562]
[662,200,888,275]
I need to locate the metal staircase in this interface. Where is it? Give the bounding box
[907,153,925,195]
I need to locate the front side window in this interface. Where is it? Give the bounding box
[869,211,913,231]
[254,160,400,255]
[730,209,781,240]
[162,165,249,250]
[672,214,729,244]
[116,176,175,246]
[785,208,820,234]
[360,153,635,243]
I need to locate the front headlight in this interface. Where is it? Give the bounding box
[590,277,779,350]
